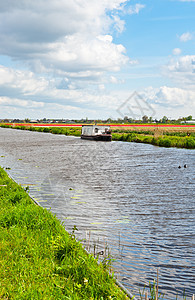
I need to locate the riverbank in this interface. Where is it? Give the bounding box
[0,166,128,299]
[1,123,195,149]
[112,131,195,149]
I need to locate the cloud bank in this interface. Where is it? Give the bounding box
[0,0,134,118]
[0,0,130,75]
[0,0,194,119]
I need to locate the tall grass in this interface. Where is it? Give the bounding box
[0,167,128,299]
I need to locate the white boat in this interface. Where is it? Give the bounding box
[81,125,112,141]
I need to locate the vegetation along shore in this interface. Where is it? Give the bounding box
[0,123,195,149]
[0,166,129,299]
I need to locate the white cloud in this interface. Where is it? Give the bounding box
[179,32,193,42]
[0,66,48,94]
[40,34,129,74]
[0,1,126,39]
[0,65,120,118]
[0,0,135,119]
[1,63,194,119]
[110,76,119,83]
[127,4,145,15]
[0,0,130,76]
[112,15,125,33]
[134,54,195,118]
[98,84,105,91]
[141,86,195,118]
[163,55,195,88]
[155,86,194,106]
[172,48,182,55]
[1,0,150,119]
[0,97,45,108]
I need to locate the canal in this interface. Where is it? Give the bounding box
[0,127,194,298]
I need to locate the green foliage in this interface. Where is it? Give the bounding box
[29,126,36,131]
[50,127,62,134]
[43,127,50,133]
[1,124,82,137]
[185,137,195,149]
[0,124,12,128]
[158,138,171,147]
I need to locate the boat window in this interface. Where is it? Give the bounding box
[95,128,98,133]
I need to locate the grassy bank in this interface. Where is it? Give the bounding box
[112,131,195,149]
[0,166,128,299]
[0,124,195,149]
[0,124,81,137]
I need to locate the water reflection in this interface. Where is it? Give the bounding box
[0,128,194,299]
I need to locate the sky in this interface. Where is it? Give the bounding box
[0,0,194,120]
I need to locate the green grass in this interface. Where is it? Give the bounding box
[0,167,128,299]
[0,124,82,137]
[112,133,195,149]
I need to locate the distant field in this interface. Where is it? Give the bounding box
[111,124,195,135]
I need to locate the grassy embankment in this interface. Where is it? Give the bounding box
[0,166,128,299]
[0,124,81,137]
[111,125,195,149]
[0,123,195,149]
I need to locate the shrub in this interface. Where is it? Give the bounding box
[43,127,50,133]
[186,137,195,149]
[51,128,62,134]
[158,138,171,147]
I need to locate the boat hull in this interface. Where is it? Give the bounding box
[81,134,112,141]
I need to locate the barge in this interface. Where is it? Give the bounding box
[81,125,112,141]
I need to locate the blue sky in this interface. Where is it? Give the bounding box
[0,0,194,120]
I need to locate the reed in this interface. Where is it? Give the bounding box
[139,269,194,300]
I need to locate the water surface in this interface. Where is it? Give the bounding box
[0,128,194,298]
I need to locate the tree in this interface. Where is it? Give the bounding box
[142,115,148,123]
[124,116,129,123]
[162,116,168,123]
[107,118,113,123]
[186,115,192,121]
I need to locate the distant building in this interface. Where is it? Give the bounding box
[29,120,38,123]
[181,119,195,124]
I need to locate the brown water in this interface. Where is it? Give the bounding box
[0,128,194,299]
